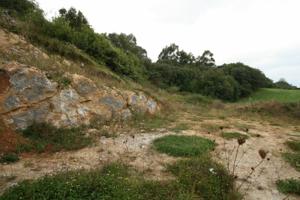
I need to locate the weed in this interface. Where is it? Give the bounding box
[0,153,19,164]
[153,135,215,157]
[221,132,249,140]
[276,179,300,195]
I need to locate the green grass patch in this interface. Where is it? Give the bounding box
[168,156,241,200]
[283,153,300,171]
[240,88,300,103]
[0,153,19,164]
[286,140,300,152]
[153,135,215,157]
[221,132,249,140]
[277,179,300,195]
[170,123,189,133]
[17,123,92,153]
[283,139,300,171]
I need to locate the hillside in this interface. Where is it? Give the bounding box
[1,1,300,200]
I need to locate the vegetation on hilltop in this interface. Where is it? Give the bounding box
[0,0,297,102]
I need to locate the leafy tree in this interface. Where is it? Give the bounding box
[220,63,272,97]
[157,44,195,66]
[196,50,215,67]
[57,7,89,30]
[0,0,37,16]
[274,79,297,89]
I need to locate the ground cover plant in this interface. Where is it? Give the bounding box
[276,179,300,195]
[153,135,215,157]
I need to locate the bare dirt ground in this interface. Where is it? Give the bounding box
[1,111,300,200]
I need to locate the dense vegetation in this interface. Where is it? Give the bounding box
[0,0,296,101]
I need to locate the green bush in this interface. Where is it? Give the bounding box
[0,153,19,164]
[153,135,215,157]
[277,179,300,195]
[20,123,92,153]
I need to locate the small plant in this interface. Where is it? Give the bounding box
[221,132,249,140]
[0,153,19,164]
[153,135,215,157]
[276,179,300,195]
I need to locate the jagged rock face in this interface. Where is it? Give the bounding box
[0,62,160,129]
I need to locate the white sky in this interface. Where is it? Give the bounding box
[36,0,300,86]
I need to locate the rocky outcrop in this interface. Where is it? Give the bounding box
[0,62,160,129]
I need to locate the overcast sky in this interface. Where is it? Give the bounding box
[36,0,300,86]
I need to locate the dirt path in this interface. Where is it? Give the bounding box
[1,113,300,199]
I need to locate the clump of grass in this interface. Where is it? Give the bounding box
[170,123,189,133]
[283,139,300,171]
[0,163,192,200]
[0,153,19,164]
[221,132,249,140]
[18,123,92,153]
[286,140,300,152]
[153,135,215,157]
[168,156,241,200]
[283,153,300,171]
[276,179,300,195]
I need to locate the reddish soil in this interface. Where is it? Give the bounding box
[0,120,25,154]
[0,70,10,95]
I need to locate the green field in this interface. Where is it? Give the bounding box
[240,88,300,103]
